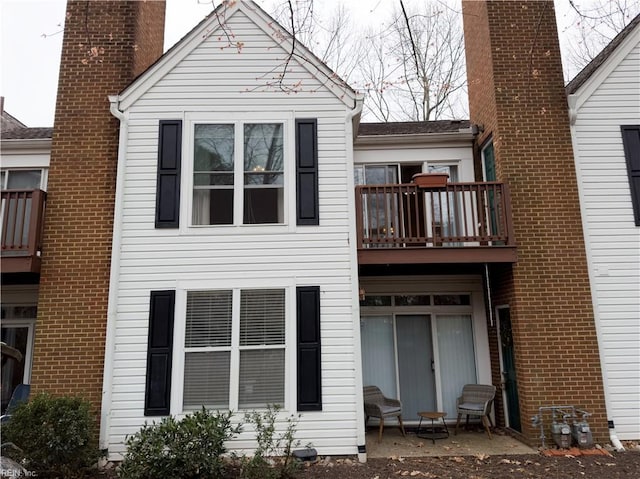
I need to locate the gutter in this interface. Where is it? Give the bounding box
[354,130,475,148]
[99,95,128,455]
[0,138,52,152]
[345,96,368,463]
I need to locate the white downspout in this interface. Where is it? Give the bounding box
[100,95,128,458]
[345,96,366,462]
[608,421,625,452]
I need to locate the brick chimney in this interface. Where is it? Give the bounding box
[32,1,166,410]
[462,1,608,443]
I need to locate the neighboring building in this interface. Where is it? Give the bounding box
[0,101,50,413]
[567,15,640,442]
[16,0,634,462]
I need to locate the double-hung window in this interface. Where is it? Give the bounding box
[192,122,284,226]
[183,288,286,410]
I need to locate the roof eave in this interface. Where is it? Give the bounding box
[0,137,52,152]
[354,130,475,148]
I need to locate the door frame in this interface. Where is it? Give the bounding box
[1,318,36,414]
[495,304,521,431]
[1,319,36,385]
[1,285,39,407]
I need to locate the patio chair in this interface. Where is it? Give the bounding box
[454,383,496,439]
[0,384,30,424]
[363,385,406,442]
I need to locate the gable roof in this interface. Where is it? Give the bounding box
[566,13,640,94]
[116,0,360,111]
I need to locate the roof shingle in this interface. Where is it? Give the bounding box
[357,120,471,136]
[2,127,53,140]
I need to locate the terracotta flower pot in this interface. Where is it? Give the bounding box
[411,173,449,187]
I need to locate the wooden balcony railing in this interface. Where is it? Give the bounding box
[355,182,516,264]
[1,189,47,273]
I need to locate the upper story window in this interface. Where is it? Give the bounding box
[192,123,284,226]
[0,169,46,191]
[354,164,422,185]
[428,164,459,182]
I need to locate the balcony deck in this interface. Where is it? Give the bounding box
[1,189,46,273]
[355,182,517,264]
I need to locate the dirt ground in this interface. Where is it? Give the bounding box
[295,450,640,479]
[87,434,640,479]
[90,448,640,479]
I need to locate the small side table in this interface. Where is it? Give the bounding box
[417,411,449,444]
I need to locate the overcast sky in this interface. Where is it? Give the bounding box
[0,0,601,127]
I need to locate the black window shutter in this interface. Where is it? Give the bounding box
[621,125,640,226]
[296,286,322,411]
[296,119,319,225]
[144,290,175,416]
[155,120,182,228]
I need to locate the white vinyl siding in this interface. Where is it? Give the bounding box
[104,6,360,458]
[571,35,640,440]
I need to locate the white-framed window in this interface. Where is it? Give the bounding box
[0,169,47,191]
[191,122,285,226]
[182,287,286,411]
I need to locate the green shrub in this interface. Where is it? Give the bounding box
[240,405,302,479]
[1,392,103,478]
[117,408,241,479]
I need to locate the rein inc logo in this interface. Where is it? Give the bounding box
[0,467,37,477]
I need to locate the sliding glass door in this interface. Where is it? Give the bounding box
[361,312,476,422]
[435,315,477,417]
[360,315,397,398]
[397,315,436,417]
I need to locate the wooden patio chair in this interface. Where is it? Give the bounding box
[454,383,496,439]
[363,385,406,442]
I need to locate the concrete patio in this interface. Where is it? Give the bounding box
[365,425,537,458]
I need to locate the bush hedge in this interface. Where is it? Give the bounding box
[1,392,103,478]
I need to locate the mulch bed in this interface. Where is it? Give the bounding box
[295,450,640,479]
[90,446,640,479]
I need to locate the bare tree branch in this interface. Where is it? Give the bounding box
[356,0,467,121]
[561,0,640,79]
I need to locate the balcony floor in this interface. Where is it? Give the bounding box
[358,246,517,265]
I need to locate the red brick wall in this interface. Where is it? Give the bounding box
[463,0,608,443]
[32,1,165,411]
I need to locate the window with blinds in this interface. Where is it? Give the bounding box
[184,290,232,409]
[183,288,286,411]
[239,289,285,408]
